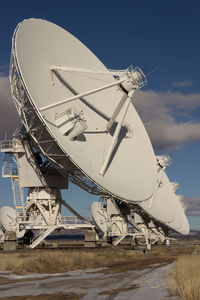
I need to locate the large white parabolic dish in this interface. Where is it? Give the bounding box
[13,18,158,202]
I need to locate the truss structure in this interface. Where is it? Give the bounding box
[0,137,94,248]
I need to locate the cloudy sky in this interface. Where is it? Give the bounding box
[0,1,200,224]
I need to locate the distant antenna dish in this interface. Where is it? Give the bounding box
[138,170,189,235]
[12,18,158,202]
[0,206,16,231]
[0,206,24,238]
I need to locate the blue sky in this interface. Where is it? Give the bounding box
[0,0,200,224]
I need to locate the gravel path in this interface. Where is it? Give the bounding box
[0,263,175,299]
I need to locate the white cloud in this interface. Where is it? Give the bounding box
[133,90,200,152]
[171,80,194,88]
[0,75,20,140]
[184,197,200,216]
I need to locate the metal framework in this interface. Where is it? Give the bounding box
[0,137,94,248]
[0,137,173,249]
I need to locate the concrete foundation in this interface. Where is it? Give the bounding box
[84,230,96,247]
[101,236,108,247]
[3,231,17,251]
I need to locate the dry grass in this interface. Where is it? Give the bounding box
[0,240,197,276]
[168,252,200,300]
[0,248,138,274]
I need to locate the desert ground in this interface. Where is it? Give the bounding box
[0,232,199,299]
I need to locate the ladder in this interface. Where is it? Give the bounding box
[29,226,56,248]
[11,177,24,215]
[2,153,13,177]
[1,151,25,215]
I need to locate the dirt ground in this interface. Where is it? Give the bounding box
[0,293,84,300]
[0,238,199,300]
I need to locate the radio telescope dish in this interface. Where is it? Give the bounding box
[12,18,158,202]
[0,206,16,232]
[138,171,189,235]
[0,206,25,238]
